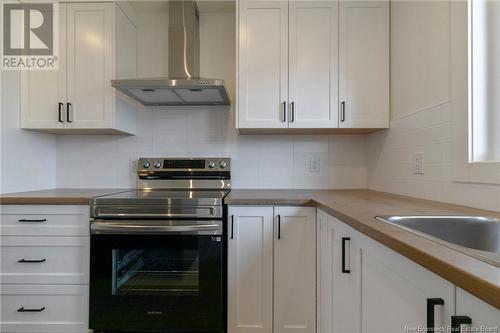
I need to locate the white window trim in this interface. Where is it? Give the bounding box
[451,0,500,184]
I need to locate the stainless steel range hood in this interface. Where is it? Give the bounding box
[112,1,230,106]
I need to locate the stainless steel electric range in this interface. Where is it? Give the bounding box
[89,158,230,333]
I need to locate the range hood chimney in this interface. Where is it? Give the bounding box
[112,1,230,106]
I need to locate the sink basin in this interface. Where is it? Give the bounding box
[375,216,500,253]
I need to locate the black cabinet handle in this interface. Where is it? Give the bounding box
[66,102,72,123]
[282,102,287,122]
[427,298,444,332]
[340,101,346,122]
[18,259,46,263]
[58,102,64,122]
[18,219,47,223]
[290,101,295,122]
[230,215,234,239]
[277,215,281,239]
[451,316,472,332]
[342,237,351,273]
[18,307,45,312]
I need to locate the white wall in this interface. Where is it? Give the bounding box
[55,11,369,189]
[0,71,57,194]
[367,0,500,212]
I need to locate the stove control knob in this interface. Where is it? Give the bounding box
[208,161,216,168]
[142,161,151,169]
[153,160,162,168]
[219,160,227,169]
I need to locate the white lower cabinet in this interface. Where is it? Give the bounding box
[317,209,499,333]
[0,285,89,333]
[227,206,274,333]
[358,227,455,333]
[455,288,500,332]
[0,205,90,333]
[227,206,316,333]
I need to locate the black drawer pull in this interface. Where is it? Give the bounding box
[18,259,46,263]
[342,237,351,273]
[18,307,45,312]
[427,298,444,332]
[451,316,472,332]
[18,219,47,223]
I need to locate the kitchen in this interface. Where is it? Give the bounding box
[0,0,499,332]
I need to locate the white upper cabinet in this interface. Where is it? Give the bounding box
[21,2,137,135]
[238,1,289,128]
[339,1,389,128]
[21,4,67,130]
[289,1,338,128]
[237,0,389,132]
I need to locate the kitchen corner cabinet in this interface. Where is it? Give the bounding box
[237,0,389,133]
[317,209,499,333]
[21,2,137,135]
[318,211,455,333]
[227,206,316,333]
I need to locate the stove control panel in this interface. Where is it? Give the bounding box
[138,158,231,172]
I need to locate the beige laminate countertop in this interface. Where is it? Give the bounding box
[225,189,500,309]
[1,188,499,308]
[0,188,129,205]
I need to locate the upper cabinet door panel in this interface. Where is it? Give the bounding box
[238,1,288,128]
[339,1,389,128]
[21,4,67,129]
[289,1,339,128]
[66,3,113,128]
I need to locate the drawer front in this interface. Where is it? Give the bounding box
[1,237,89,284]
[0,285,88,333]
[1,205,89,236]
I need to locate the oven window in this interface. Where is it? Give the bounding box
[111,249,200,296]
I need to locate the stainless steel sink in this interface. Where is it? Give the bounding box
[376,216,500,253]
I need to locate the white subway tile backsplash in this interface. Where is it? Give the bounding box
[56,107,368,189]
[368,101,500,212]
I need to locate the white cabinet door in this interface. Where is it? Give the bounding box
[331,216,361,333]
[289,1,339,128]
[317,210,334,333]
[238,1,289,128]
[339,1,389,128]
[455,288,500,332]
[227,206,274,333]
[66,3,113,129]
[21,4,67,129]
[359,231,455,333]
[274,206,316,333]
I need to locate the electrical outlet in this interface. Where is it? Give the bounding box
[130,158,138,172]
[413,152,424,175]
[310,156,320,173]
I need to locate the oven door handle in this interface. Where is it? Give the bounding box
[90,220,222,235]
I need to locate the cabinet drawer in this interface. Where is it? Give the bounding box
[0,205,89,236]
[0,284,88,333]
[0,237,89,284]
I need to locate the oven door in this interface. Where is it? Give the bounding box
[89,220,224,332]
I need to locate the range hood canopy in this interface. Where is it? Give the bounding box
[112,1,230,106]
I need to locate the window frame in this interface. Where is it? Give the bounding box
[451,0,500,184]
